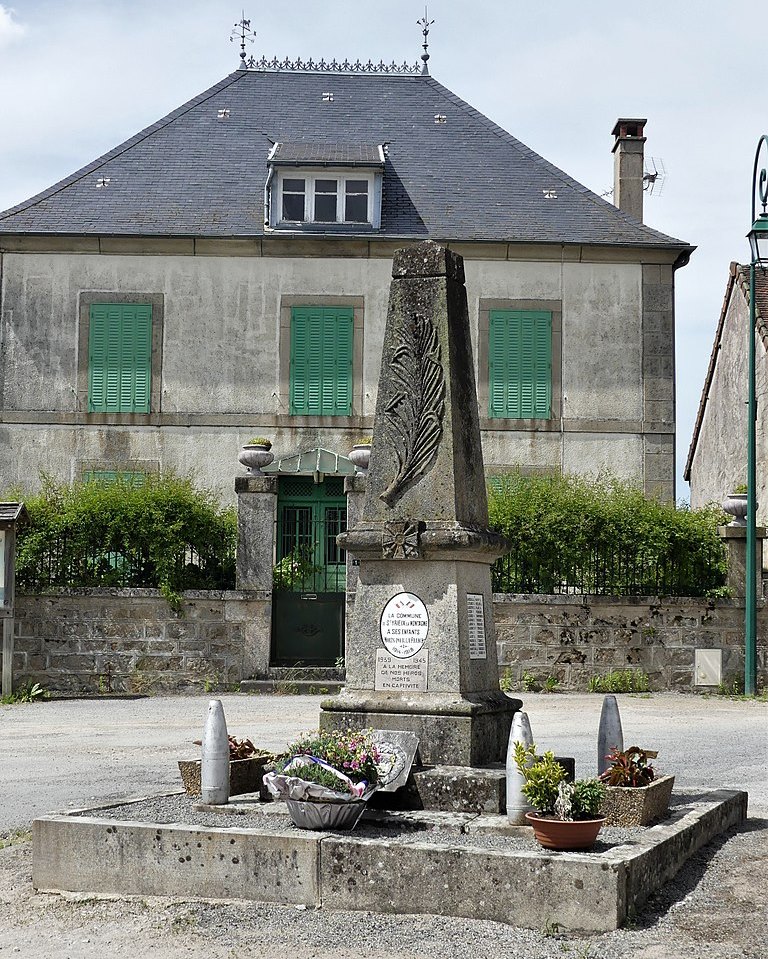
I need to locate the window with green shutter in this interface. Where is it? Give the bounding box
[289,306,354,416]
[488,310,552,419]
[88,303,152,413]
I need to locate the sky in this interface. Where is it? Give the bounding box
[0,0,763,501]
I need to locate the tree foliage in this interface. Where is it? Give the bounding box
[10,473,236,605]
[488,471,728,597]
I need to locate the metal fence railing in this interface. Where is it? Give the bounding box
[17,537,235,592]
[491,541,728,597]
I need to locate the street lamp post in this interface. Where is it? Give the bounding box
[745,135,768,696]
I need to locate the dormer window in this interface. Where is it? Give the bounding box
[278,173,373,225]
[267,142,384,231]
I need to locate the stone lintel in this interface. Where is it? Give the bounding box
[718,525,767,540]
[235,475,278,495]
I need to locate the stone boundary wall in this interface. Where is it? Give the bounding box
[8,590,271,695]
[494,594,767,691]
[5,590,766,694]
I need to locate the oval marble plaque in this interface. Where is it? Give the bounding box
[379,592,429,658]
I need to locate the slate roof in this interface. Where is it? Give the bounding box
[270,142,384,165]
[684,262,768,480]
[0,68,690,249]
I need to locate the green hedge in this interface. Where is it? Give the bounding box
[10,473,236,605]
[488,471,728,597]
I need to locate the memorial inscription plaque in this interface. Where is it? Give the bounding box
[379,591,429,658]
[375,649,428,692]
[467,593,487,660]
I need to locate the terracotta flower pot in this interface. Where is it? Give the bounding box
[525,812,606,850]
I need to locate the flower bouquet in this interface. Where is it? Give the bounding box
[264,728,388,830]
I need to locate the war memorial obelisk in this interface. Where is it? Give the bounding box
[321,242,521,766]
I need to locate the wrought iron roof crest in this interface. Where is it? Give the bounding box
[245,55,422,75]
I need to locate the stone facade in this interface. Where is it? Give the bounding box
[7,588,765,694]
[0,244,679,503]
[686,262,768,528]
[9,589,270,695]
[494,593,767,691]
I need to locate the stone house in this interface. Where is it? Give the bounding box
[0,61,693,666]
[0,64,690,500]
[685,262,768,529]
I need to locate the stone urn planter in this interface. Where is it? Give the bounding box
[238,440,274,474]
[525,812,606,850]
[178,756,273,799]
[722,492,749,526]
[599,774,675,826]
[348,441,371,474]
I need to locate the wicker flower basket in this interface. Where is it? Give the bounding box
[599,774,675,826]
[178,756,273,799]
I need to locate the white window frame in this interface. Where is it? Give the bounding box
[275,169,378,226]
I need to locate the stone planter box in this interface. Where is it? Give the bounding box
[178,757,272,799]
[600,774,675,826]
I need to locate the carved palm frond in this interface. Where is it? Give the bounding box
[380,311,445,505]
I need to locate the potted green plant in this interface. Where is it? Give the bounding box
[179,735,276,798]
[598,746,675,826]
[514,742,606,850]
[348,435,372,474]
[264,727,389,830]
[238,436,274,474]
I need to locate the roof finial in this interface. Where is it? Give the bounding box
[417,6,434,76]
[230,12,255,70]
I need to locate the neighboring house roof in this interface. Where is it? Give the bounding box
[684,262,768,481]
[0,68,691,249]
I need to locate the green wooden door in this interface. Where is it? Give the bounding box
[271,476,347,665]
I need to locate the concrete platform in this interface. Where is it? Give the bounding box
[32,789,747,933]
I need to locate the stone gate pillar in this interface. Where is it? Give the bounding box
[235,475,278,591]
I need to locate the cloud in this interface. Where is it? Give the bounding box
[0,4,24,47]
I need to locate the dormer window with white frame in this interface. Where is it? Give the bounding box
[266,142,385,231]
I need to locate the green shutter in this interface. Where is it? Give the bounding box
[488,310,551,419]
[88,303,152,413]
[83,470,146,486]
[290,306,353,415]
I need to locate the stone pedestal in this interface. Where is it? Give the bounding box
[718,525,766,600]
[321,242,520,765]
[235,475,277,592]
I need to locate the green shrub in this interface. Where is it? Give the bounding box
[488,471,728,597]
[588,670,651,693]
[10,473,236,606]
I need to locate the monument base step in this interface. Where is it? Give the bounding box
[32,789,747,933]
[371,758,576,814]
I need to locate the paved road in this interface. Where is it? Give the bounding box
[1,691,766,832]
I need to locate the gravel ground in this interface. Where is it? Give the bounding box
[1,692,766,957]
[80,792,645,851]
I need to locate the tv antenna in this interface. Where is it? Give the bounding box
[643,157,666,196]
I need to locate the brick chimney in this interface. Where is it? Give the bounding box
[612,118,647,222]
